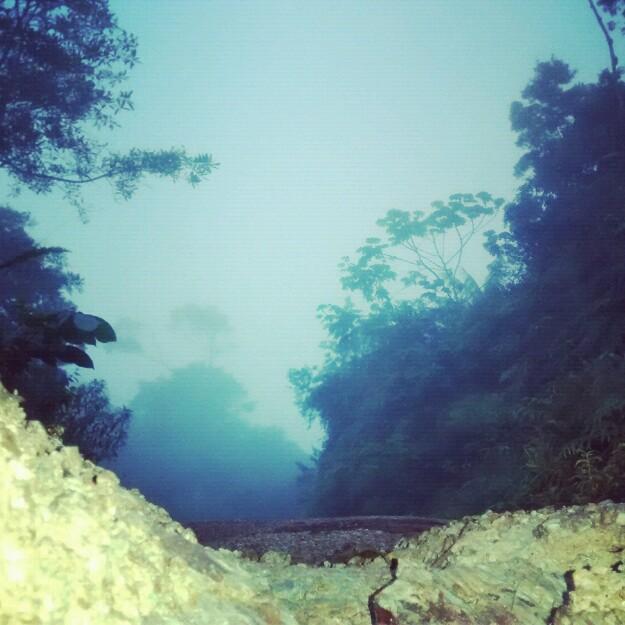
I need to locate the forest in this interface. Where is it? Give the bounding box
[2,0,625,524]
[290,0,625,518]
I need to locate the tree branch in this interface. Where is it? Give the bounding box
[0,247,67,272]
[589,0,619,76]
[7,165,121,186]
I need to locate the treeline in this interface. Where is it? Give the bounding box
[291,3,625,518]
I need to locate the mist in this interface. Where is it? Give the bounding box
[106,363,308,521]
[1,0,623,524]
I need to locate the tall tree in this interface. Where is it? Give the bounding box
[340,193,503,307]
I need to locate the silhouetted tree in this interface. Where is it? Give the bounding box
[0,0,216,459]
[292,6,625,517]
[0,206,128,459]
[0,0,216,206]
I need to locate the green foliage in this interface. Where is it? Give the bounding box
[0,205,125,461]
[293,8,625,518]
[55,379,130,463]
[517,354,625,507]
[340,193,503,306]
[0,0,217,206]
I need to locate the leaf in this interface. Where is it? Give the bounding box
[93,318,116,343]
[67,312,116,343]
[57,346,94,369]
[72,312,101,332]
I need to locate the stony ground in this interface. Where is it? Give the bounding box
[185,515,447,565]
[5,384,625,624]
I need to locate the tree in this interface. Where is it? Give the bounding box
[340,193,503,307]
[498,9,625,504]
[0,0,216,459]
[292,4,625,517]
[0,0,217,207]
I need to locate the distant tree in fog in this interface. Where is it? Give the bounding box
[170,304,232,364]
[111,364,308,521]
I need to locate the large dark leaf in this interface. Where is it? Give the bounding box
[56,346,94,369]
[59,312,116,345]
[72,312,117,342]
[72,312,101,333]
[92,317,116,343]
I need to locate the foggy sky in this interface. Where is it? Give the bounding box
[2,1,617,459]
[107,363,307,521]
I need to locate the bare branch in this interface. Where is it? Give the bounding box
[588,0,619,75]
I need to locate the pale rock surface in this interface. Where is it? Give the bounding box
[0,386,292,625]
[1,384,625,624]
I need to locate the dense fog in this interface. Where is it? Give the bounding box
[1,0,623,521]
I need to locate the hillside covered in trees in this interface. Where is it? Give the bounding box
[291,0,625,519]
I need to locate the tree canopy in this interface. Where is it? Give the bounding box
[292,3,625,518]
[0,0,216,205]
[339,192,503,307]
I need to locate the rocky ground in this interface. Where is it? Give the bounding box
[185,516,447,565]
[4,385,625,624]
